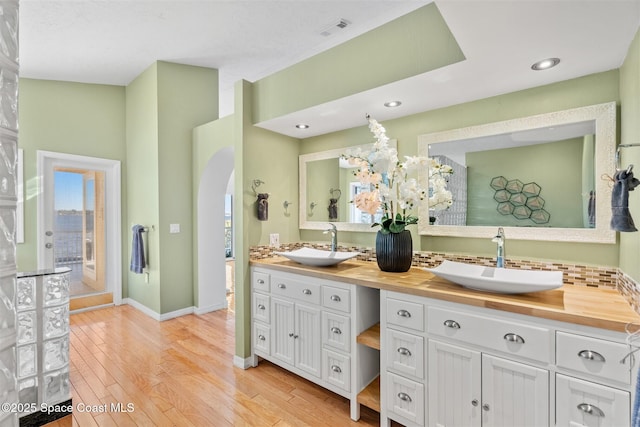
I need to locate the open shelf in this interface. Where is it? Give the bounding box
[356,322,380,350]
[357,375,380,413]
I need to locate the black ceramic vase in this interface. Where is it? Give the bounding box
[375,230,413,272]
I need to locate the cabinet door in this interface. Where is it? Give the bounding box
[428,340,481,427]
[271,297,295,366]
[481,354,549,427]
[556,374,630,427]
[295,303,321,378]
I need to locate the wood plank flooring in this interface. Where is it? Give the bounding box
[44,305,384,427]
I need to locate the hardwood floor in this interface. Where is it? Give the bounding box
[44,305,383,427]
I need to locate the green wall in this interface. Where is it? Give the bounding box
[253,3,464,123]
[619,28,640,282]
[17,79,127,278]
[300,70,621,266]
[126,61,218,315]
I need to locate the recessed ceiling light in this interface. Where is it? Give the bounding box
[296,124,309,129]
[384,101,402,107]
[531,58,560,71]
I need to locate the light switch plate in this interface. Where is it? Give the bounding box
[170,223,181,234]
[269,233,280,248]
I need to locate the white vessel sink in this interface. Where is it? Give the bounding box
[275,248,360,267]
[425,260,563,294]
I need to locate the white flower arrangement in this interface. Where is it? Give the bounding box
[342,116,453,233]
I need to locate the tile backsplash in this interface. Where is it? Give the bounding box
[251,242,635,308]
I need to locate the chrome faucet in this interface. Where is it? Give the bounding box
[492,227,506,268]
[324,223,338,252]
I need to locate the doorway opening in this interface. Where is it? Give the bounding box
[225,193,234,311]
[53,168,105,297]
[37,150,122,310]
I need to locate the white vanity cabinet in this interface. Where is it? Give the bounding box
[250,266,380,421]
[380,290,636,427]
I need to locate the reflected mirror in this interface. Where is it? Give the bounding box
[300,141,395,232]
[418,102,616,243]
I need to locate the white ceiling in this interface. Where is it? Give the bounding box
[19,0,640,138]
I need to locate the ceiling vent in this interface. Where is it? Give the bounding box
[319,19,351,37]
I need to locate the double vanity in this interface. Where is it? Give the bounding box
[250,255,640,426]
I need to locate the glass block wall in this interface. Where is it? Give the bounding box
[0,1,19,426]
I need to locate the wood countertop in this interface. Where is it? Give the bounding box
[251,257,640,333]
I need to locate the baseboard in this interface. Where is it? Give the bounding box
[233,355,257,370]
[124,298,195,321]
[70,303,114,315]
[194,302,228,315]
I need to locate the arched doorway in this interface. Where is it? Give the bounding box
[196,146,234,313]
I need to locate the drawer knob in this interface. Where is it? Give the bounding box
[330,327,342,335]
[331,364,342,373]
[397,347,412,357]
[578,350,606,363]
[258,334,266,341]
[397,392,412,403]
[503,333,525,344]
[257,304,266,310]
[577,403,605,417]
[471,399,479,407]
[330,295,341,302]
[278,283,286,289]
[257,279,265,284]
[302,289,312,295]
[397,309,412,318]
[482,404,490,412]
[444,319,461,329]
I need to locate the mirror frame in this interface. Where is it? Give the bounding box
[417,102,616,243]
[299,141,396,232]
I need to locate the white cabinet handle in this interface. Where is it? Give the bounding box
[330,295,341,302]
[278,283,286,289]
[444,319,461,329]
[257,279,265,284]
[257,304,265,310]
[471,399,479,407]
[578,350,605,362]
[577,403,605,417]
[503,333,525,344]
[397,392,412,403]
[302,289,312,295]
[330,326,342,335]
[482,404,490,411]
[331,365,342,373]
[397,347,412,356]
[397,309,412,318]
[258,334,266,341]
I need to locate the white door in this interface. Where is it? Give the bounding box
[428,340,481,427]
[271,297,294,366]
[294,303,321,378]
[37,151,122,304]
[481,354,549,427]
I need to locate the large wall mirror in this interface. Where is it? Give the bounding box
[299,141,397,232]
[418,102,616,243]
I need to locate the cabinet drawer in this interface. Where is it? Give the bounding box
[386,297,424,332]
[253,322,270,356]
[386,328,424,380]
[322,311,351,353]
[271,275,321,305]
[253,293,270,324]
[322,286,350,313]
[252,271,270,292]
[386,372,425,425]
[556,332,630,384]
[556,374,629,427]
[323,349,351,392]
[428,306,551,363]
